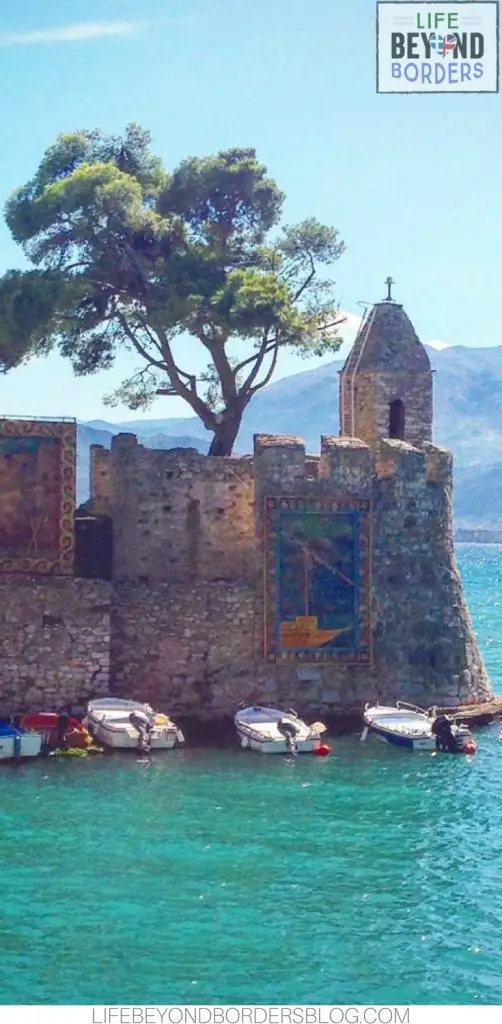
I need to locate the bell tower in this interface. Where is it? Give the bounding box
[339,278,433,448]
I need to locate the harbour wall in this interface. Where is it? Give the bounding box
[0,576,110,715]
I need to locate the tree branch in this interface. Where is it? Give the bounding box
[303,314,347,330]
[208,342,238,402]
[132,308,171,358]
[292,253,315,303]
[248,340,281,396]
[115,312,167,371]
[241,330,275,393]
[154,324,217,429]
[193,319,237,402]
[233,341,277,376]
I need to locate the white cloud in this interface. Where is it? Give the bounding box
[425,339,450,351]
[0,21,148,46]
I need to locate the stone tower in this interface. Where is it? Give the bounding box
[339,281,433,446]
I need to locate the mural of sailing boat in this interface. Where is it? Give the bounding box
[280,539,352,648]
[277,510,359,652]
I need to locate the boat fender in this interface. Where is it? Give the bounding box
[462,738,477,755]
[313,743,331,757]
[310,721,327,736]
[155,714,169,726]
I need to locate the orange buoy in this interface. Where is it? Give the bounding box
[313,743,331,757]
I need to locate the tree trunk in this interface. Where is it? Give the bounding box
[208,413,242,456]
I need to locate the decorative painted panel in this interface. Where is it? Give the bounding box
[263,496,371,663]
[0,419,76,575]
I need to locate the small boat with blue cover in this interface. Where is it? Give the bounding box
[362,701,476,754]
[0,723,43,761]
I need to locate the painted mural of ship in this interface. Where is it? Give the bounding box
[280,615,350,649]
[279,534,353,649]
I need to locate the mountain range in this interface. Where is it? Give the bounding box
[77,345,502,527]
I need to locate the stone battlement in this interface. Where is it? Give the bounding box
[108,433,255,584]
[92,433,452,512]
[89,444,112,515]
[83,432,458,593]
[253,432,450,488]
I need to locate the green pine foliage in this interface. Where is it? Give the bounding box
[0,124,345,454]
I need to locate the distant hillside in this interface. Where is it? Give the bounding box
[77,344,502,525]
[453,464,502,527]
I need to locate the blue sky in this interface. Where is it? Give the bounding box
[0,0,499,421]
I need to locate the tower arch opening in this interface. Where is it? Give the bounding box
[338,287,432,446]
[389,399,405,440]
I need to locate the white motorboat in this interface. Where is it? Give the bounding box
[235,704,326,754]
[362,701,476,753]
[83,698,185,751]
[0,723,42,761]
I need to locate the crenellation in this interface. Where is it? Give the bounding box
[254,433,306,453]
[305,455,320,479]
[419,441,453,485]
[319,435,373,494]
[89,445,112,515]
[111,439,255,584]
[112,431,139,451]
[376,439,428,482]
[253,434,306,485]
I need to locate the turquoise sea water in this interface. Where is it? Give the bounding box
[1,544,502,1006]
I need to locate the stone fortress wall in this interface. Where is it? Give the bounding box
[102,430,490,718]
[0,293,493,720]
[0,417,111,713]
[109,434,255,584]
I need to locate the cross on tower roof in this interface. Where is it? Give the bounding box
[384,276,394,301]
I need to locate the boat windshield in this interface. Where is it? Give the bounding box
[239,706,283,724]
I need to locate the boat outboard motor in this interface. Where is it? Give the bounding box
[277,716,300,755]
[56,712,70,750]
[431,714,462,753]
[129,709,153,754]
